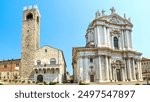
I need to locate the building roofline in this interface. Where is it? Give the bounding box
[142,57,150,61]
[35,45,67,68]
[0,58,21,63]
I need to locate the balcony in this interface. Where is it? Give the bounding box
[34,64,60,69]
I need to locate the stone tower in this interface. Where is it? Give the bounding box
[21,5,40,80]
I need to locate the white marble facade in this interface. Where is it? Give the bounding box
[72,7,143,83]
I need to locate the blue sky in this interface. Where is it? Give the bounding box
[0,0,150,75]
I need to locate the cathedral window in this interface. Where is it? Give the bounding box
[16,64,19,67]
[37,60,41,65]
[4,64,7,68]
[90,58,93,63]
[26,13,33,20]
[50,58,56,65]
[114,37,119,49]
[45,49,47,53]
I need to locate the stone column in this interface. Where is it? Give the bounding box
[122,67,125,81]
[129,31,132,49]
[114,68,117,81]
[79,57,83,81]
[97,26,101,47]
[132,59,136,80]
[119,36,121,50]
[124,30,128,49]
[123,59,127,81]
[104,26,107,46]
[137,60,140,81]
[108,57,112,81]
[121,30,125,50]
[98,55,102,82]
[111,36,114,49]
[126,31,130,49]
[139,60,143,80]
[84,57,89,82]
[111,64,116,81]
[126,31,129,49]
[120,63,125,81]
[105,56,109,81]
[127,30,131,50]
[95,57,99,82]
[94,28,98,47]
[107,28,110,47]
[127,58,132,81]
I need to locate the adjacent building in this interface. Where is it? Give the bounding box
[141,57,150,80]
[72,7,143,83]
[0,59,20,81]
[34,46,66,83]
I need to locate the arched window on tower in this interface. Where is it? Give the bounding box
[114,37,119,49]
[26,13,33,20]
[50,58,56,65]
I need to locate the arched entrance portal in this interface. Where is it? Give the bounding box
[116,69,121,81]
[90,75,94,82]
[37,75,43,82]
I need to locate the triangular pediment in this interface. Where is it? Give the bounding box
[98,13,132,26]
[35,45,62,53]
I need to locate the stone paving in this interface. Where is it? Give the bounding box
[89,81,148,85]
[0,80,149,85]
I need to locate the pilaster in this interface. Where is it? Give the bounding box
[108,57,112,81]
[127,58,132,81]
[132,59,136,80]
[104,26,107,46]
[85,57,89,82]
[105,56,109,81]
[107,28,111,47]
[139,60,143,81]
[98,55,102,82]
[121,30,125,50]
[97,26,101,47]
[137,60,140,81]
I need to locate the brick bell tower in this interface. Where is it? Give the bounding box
[21,5,40,81]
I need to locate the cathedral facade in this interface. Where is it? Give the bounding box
[72,7,143,83]
[20,5,66,83]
